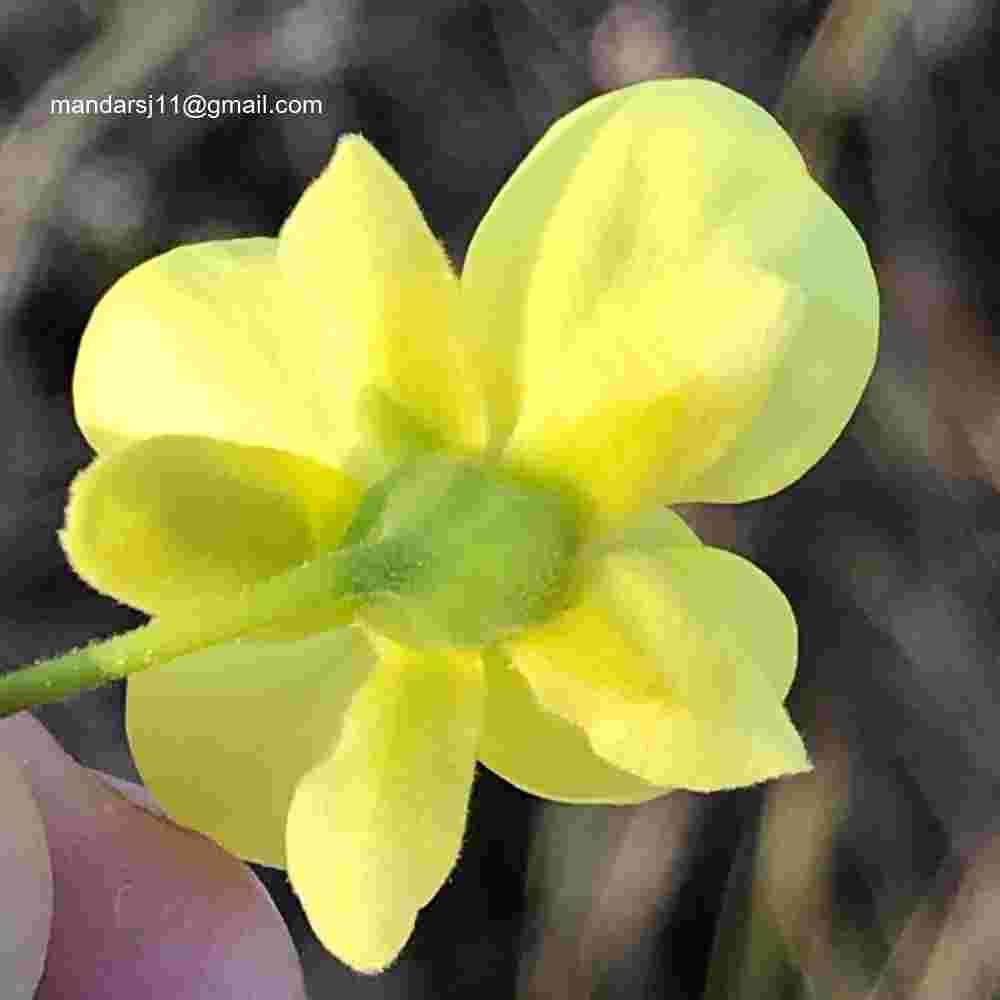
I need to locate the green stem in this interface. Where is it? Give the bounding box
[0,537,424,718]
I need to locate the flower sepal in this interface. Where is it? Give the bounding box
[351,453,584,647]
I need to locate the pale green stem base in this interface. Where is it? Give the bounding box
[0,538,422,718]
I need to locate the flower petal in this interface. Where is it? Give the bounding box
[504,546,808,790]
[463,79,817,514]
[73,238,350,466]
[2,714,306,1000]
[478,506,698,804]
[279,135,487,467]
[0,722,53,1000]
[126,627,374,868]
[479,646,667,804]
[461,84,650,445]
[670,180,878,501]
[507,245,800,521]
[285,633,484,973]
[61,434,361,616]
[585,504,701,558]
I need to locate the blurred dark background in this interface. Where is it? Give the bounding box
[4,1,1000,996]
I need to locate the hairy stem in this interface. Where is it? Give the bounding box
[0,537,424,717]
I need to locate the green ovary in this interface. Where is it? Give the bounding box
[350,454,584,647]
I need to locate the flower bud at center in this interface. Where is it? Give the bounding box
[349,455,583,646]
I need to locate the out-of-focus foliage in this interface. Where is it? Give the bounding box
[3,0,1000,996]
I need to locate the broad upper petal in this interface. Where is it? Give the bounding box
[463,78,874,520]
[61,434,361,616]
[73,238,354,467]
[503,546,808,790]
[279,135,488,469]
[285,633,483,973]
[670,180,878,502]
[126,627,374,868]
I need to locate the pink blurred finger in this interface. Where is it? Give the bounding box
[0,740,53,1000]
[0,713,306,1000]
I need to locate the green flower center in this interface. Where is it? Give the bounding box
[342,454,583,647]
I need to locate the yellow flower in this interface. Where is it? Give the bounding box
[60,79,878,972]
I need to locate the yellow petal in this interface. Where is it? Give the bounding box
[460,85,643,447]
[479,646,667,804]
[463,79,811,516]
[126,627,374,868]
[61,434,361,616]
[508,249,800,522]
[279,135,487,468]
[285,634,484,973]
[585,504,701,559]
[671,180,879,502]
[603,546,800,703]
[73,238,350,466]
[504,547,808,791]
